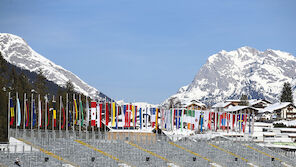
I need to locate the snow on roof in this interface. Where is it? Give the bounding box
[212,102,232,108]
[262,102,293,112]
[225,99,271,105]
[273,120,296,127]
[182,99,206,107]
[224,106,259,112]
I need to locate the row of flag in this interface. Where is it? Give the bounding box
[8,92,254,133]
[161,109,254,133]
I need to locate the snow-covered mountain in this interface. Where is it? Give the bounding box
[165,46,296,106]
[0,33,105,99]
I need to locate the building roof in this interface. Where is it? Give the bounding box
[182,99,206,108]
[262,102,293,112]
[212,102,232,108]
[224,106,260,112]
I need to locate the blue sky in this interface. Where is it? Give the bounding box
[1,0,295,104]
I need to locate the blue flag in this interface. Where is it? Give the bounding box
[33,101,36,127]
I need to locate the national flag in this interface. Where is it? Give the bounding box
[16,97,21,127]
[112,102,116,127]
[25,98,29,127]
[86,98,90,126]
[132,105,135,126]
[9,98,15,126]
[208,112,212,130]
[155,108,158,129]
[80,100,84,126]
[200,112,204,132]
[38,97,42,127]
[96,102,100,128]
[105,102,109,126]
[194,110,200,131]
[33,100,36,127]
[99,103,102,127]
[191,110,195,130]
[123,105,127,127]
[151,108,156,128]
[74,99,78,125]
[91,101,96,126]
[243,113,247,133]
[46,100,50,128]
[53,101,57,128]
[135,106,138,127]
[61,99,65,129]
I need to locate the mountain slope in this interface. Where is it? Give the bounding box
[0,33,107,99]
[165,46,296,106]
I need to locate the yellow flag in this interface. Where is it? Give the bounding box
[112,102,116,126]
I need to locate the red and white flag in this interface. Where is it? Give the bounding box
[91,101,96,126]
[96,103,101,128]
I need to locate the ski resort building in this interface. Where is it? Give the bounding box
[262,102,296,120]
[183,99,207,110]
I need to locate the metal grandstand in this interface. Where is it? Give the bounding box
[1,129,296,167]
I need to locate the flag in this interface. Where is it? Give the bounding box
[116,105,119,129]
[9,98,15,126]
[53,101,57,128]
[25,98,29,127]
[86,98,90,126]
[243,113,247,133]
[135,106,138,128]
[105,102,109,126]
[33,100,36,127]
[112,102,116,127]
[38,97,42,127]
[151,108,156,128]
[200,112,204,132]
[194,110,200,131]
[74,99,78,125]
[96,102,100,128]
[80,100,84,126]
[191,110,195,130]
[155,108,158,129]
[99,103,103,128]
[61,99,65,129]
[181,109,184,131]
[16,97,21,127]
[187,110,191,130]
[208,112,212,130]
[204,111,209,131]
[123,105,127,127]
[46,98,50,128]
[91,102,96,126]
[132,105,135,126]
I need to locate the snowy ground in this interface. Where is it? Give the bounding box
[0,137,38,153]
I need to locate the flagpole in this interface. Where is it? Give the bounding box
[23,93,26,135]
[8,92,10,141]
[59,96,62,133]
[72,94,75,135]
[104,97,106,133]
[31,93,33,138]
[45,95,47,133]
[66,93,68,133]
[15,92,18,137]
[79,94,81,136]
[52,95,54,133]
[37,94,40,139]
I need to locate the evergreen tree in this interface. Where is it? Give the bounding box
[65,80,75,95]
[239,94,249,106]
[280,82,294,104]
[34,69,48,97]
